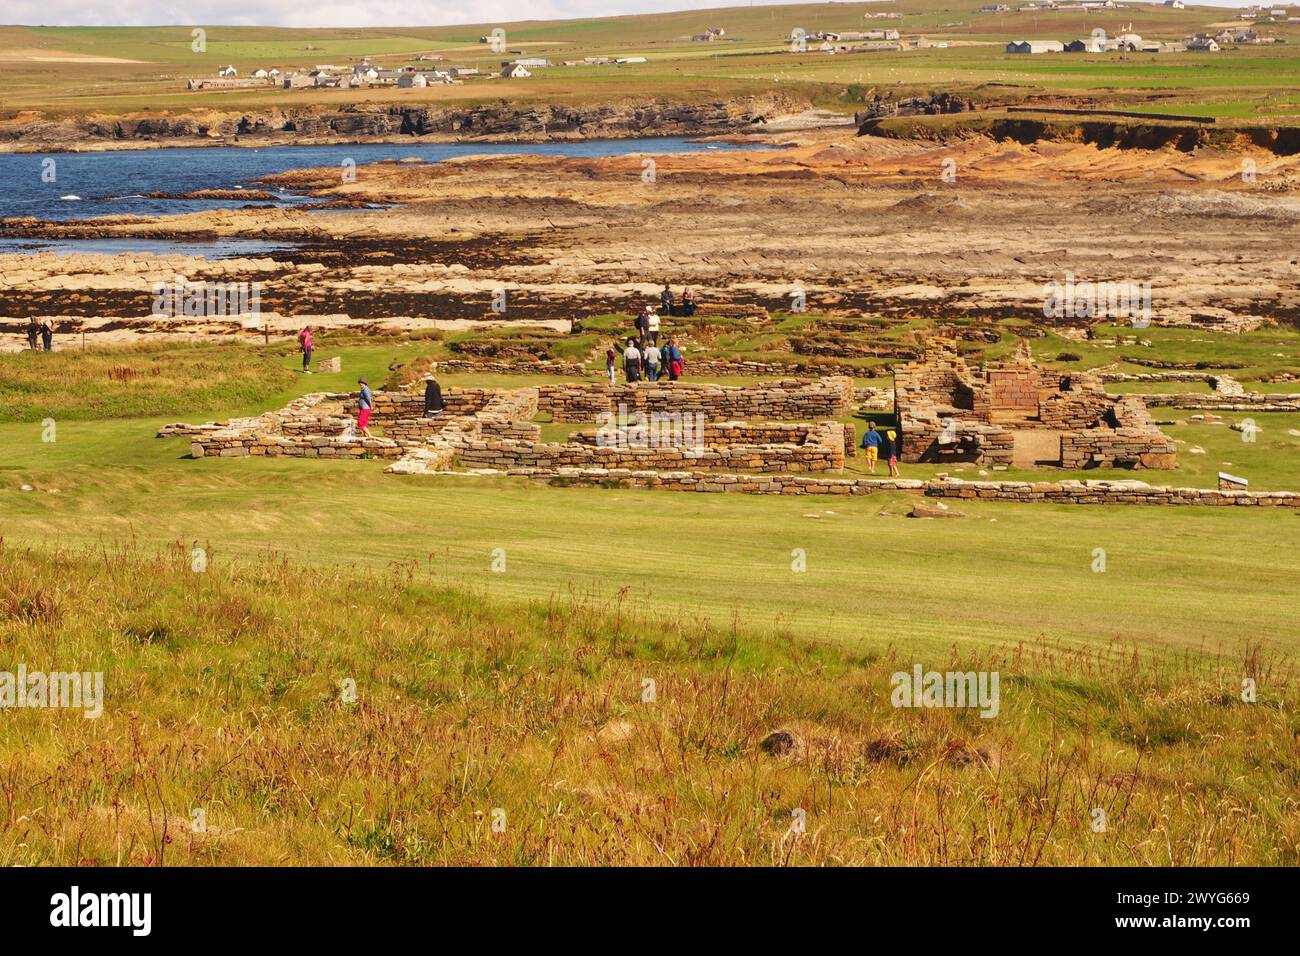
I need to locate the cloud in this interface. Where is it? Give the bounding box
[1,0,792,28]
[1,0,1268,29]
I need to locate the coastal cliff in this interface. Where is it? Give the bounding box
[0,94,809,151]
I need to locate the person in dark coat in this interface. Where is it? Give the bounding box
[40,321,53,351]
[423,373,444,417]
[26,319,39,351]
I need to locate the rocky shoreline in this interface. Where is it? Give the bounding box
[0,94,811,154]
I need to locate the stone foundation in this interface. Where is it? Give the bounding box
[537,377,854,423]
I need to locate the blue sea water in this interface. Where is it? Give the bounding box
[0,137,757,222]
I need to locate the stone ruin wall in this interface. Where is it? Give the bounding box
[894,342,1176,470]
[180,379,852,475]
[457,421,848,474]
[536,377,854,423]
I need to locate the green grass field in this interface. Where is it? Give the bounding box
[1,338,1297,657]
[2,2,1298,121]
[1,336,1296,865]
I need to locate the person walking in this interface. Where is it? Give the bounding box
[647,308,660,346]
[885,428,900,477]
[298,325,314,373]
[644,341,661,382]
[25,318,39,351]
[862,421,882,474]
[623,339,642,383]
[357,377,374,439]
[40,320,53,352]
[423,372,444,417]
[605,343,617,385]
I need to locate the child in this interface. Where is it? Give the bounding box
[862,421,881,474]
[885,429,900,477]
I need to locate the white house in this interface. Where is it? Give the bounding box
[397,72,428,87]
[502,64,531,78]
[217,65,237,77]
[1164,0,1185,8]
[251,68,269,78]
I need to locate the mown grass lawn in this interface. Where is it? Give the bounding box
[2,412,1297,657]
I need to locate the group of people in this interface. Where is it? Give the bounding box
[860,421,901,477]
[610,337,682,383]
[612,294,691,384]
[25,319,54,352]
[659,284,697,318]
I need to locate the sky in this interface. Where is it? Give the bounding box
[1,0,1269,29]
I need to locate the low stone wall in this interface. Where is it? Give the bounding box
[458,435,844,474]
[1139,393,1300,411]
[1060,428,1178,469]
[432,359,590,376]
[537,377,854,423]
[923,478,1300,508]
[417,467,1300,506]
[684,359,867,377]
[353,388,498,419]
[855,386,894,407]
[191,434,404,459]
[503,467,911,495]
[571,420,822,449]
[1099,371,1211,384]
[900,409,1015,466]
[383,417,455,444]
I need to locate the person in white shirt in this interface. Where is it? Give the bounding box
[623,339,642,382]
[644,343,661,381]
[647,309,661,345]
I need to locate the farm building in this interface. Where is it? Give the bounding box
[1007,40,1065,53]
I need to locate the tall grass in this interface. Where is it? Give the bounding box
[0,542,1293,866]
[0,342,298,423]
